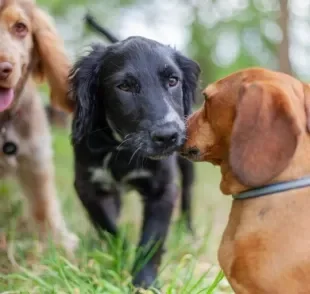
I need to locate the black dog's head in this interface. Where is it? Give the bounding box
[70,36,200,159]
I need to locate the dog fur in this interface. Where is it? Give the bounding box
[181,67,310,293]
[0,0,77,253]
[84,13,197,232]
[69,37,200,287]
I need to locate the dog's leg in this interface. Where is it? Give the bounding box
[112,192,122,220]
[132,184,177,288]
[75,183,126,254]
[45,104,69,129]
[74,167,120,237]
[177,155,195,233]
[77,191,119,237]
[17,163,78,254]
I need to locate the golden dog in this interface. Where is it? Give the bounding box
[0,0,77,253]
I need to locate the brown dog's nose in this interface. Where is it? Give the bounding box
[0,62,12,80]
[182,147,200,158]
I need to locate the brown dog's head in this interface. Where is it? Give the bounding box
[181,68,310,194]
[0,0,74,113]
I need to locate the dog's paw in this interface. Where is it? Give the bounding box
[133,288,160,294]
[59,231,79,255]
[132,265,159,290]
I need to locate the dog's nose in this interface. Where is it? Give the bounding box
[151,128,179,146]
[0,62,12,80]
[187,147,200,157]
[181,147,200,158]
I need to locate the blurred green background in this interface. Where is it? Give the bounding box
[2,0,310,293]
[39,0,309,90]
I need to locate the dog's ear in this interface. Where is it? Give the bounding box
[32,7,74,113]
[175,53,200,117]
[69,44,106,144]
[230,82,301,187]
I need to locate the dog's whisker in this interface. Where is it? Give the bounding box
[138,148,146,169]
[114,136,133,161]
[116,136,132,149]
[128,144,141,165]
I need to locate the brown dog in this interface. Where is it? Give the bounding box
[0,0,77,253]
[181,67,310,293]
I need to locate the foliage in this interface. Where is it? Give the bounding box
[0,128,231,293]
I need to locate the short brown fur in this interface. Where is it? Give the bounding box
[0,0,77,253]
[181,67,310,293]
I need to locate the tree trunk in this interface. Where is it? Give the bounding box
[278,0,293,75]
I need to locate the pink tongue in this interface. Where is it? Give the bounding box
[0,88,14,112]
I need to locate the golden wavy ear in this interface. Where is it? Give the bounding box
[32,7,74,113]
[230,82,300,187]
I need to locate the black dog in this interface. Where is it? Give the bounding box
[70,23,200,288]
[85,13,197,235]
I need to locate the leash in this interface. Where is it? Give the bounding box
[233,176,310,200]
[0,50,38,156]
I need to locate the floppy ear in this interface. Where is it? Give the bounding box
[32,7,74,113]
[230,82,301,187]
[69,44,106,144]
[175,53,201,117]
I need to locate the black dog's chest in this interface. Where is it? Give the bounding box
[88,150,152,192]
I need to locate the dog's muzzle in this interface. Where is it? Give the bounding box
[180,147,200,160]
[143,124,185,159]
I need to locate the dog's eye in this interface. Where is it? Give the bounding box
[168,77,179,87]
[117,83,130,92]
[13,22,28,37]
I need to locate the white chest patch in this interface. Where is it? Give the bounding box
[89,152,152,191]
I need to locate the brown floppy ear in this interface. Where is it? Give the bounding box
[32,8,74,113]
[230,82,301,187]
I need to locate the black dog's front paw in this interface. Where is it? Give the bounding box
[132,265,159,290]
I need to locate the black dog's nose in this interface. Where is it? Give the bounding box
[151,128,179,146]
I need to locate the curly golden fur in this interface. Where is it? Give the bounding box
[0,0,77,253]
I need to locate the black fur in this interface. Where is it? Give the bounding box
[85,13,119,43]
[70,35,200,288]
[84,15,198,230]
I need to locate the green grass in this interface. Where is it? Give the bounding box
[0,127,233,293]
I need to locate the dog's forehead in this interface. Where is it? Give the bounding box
[204,71,243,97]
[115,37,174,63]
[203,68,288,102]
[0,0,32,22]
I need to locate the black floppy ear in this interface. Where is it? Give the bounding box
[175,53,201,117]
[69,44,106,144]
